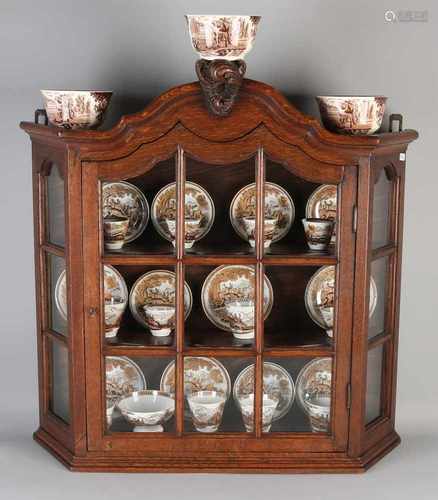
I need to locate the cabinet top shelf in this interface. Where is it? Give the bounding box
[20,80,418,163]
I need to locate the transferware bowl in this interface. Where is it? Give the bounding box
[40,90,112,129]
[117,390,174,432]
[185,15,261,60]
[316,95,387,135]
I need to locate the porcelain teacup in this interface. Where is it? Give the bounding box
[302,218,334,251]
[104,297,126,338]
[242,215,278,248]
[319,304,334,338]
[224,299,255,339]
[303,395,331,433]
[165,217,202,249]
[237,393,279,433]
[187,391,226,433]
[103,215,130,250]
[142,304,175,336]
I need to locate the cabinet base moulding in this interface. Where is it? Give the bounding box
[33,427,401,473]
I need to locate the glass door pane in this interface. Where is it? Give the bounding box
[106,356,175,433]
[183,357,253,433]
[264,265,334,348]
[47,254,68,337]
[265,159,337,256]
[369,256,390,339]
[263,357,332,433]
[49,339,70,423]
[372,168,393,249]
[185,157,256,254]
[46,163,65,247]
[102,157,176,255]
[365,345,384,425]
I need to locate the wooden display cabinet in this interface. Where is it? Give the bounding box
[20,80,417,472]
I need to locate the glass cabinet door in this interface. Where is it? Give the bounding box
[83,138,354,453]
[365,165,399,428]
[37,160,71,432]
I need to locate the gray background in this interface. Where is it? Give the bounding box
[1,0,437,498]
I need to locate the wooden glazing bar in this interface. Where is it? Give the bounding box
[371,244,396,261]
[367,332,391,351]
[254,148,265,438]
[254,354,263,438]
[175,147,185,436]
[263,254,337,266]
[182,348,256,358]
[183,255,256,265]
[102,254,176,266]
[41,242,65,257]
[264,347,335,358]
[103,346,177,357]
[44,328,69,346]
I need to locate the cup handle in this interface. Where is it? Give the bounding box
[34,109,48,126]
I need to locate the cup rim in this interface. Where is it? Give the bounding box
[41,89,113,94]
[185,14,261,20]
[188,390,226,401]
[104,215,129,222]
[302,217,334,224]
[316,95,387,100]
[143,303,174,310]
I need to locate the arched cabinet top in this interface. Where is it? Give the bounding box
[21,79,418,167]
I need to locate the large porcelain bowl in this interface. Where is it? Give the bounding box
[185,15,261,60]
[316,96,387,135]
[40,90,112,129]
[117,390,174,432]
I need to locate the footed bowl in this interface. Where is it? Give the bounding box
[316,95,387,135]
[40,90,112,129]
[185,15,261,60]
[117,390,174,432]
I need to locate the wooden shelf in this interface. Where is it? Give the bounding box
[103,324,333,357]
[103,245,336,266]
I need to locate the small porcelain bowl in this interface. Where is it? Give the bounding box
[185,15,261,60]
[40,90,112,129]
[316,96,387,135]
[117,390,175,432]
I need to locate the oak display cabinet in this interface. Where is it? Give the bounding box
[20,80,417,472]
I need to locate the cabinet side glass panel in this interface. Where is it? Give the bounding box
[365,345,384,425]
[46,163,65,247]
[372,168,393,249]
[49,338,70,423]
[47,253,68,336]
[106,356,175,433]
